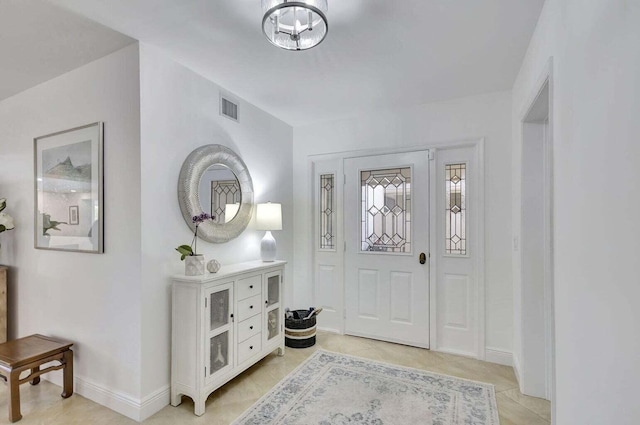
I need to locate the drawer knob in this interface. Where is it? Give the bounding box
[249,346,253,350]
[249,285,253,289]
[250,326,254,330]
[250,305,253,309]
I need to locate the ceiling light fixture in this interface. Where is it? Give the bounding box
[262,0,328,51]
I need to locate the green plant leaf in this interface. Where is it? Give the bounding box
[175,245,193,261]
[0,198,5,212]
[0,225,5,232]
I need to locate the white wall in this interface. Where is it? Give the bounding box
[138,44,293,405]
[0,43,142,406]
[512,0,640,422]
[293,91,514,354]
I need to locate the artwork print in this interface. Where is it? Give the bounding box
[34,122,103,253]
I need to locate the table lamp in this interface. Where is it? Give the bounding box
[256,202,282,262]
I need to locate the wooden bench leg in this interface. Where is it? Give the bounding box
[8,369,22,423]
[30,367,40,385]
[61,349,73,398]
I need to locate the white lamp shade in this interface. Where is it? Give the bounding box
[256,203,282,231]
[225,203,240,223]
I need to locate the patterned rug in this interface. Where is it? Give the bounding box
[233,350,499,424]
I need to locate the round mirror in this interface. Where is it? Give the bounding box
[178,145,253,243]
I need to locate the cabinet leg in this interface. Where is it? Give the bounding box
[171,391,182,407]
[194,397,206,416]
[277,344,285,356]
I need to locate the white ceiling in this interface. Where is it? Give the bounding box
[45,1,543,126]
[0,0,134,102]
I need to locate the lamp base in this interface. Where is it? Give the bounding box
[260,231,277,262]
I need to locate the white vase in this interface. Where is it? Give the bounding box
[185,255,205,276]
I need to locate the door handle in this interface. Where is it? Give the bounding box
[419,252,427,265]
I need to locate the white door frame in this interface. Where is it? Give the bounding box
[518,57,555,414]
[309,139,485,357]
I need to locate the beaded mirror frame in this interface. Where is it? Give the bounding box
[178,144,254,243]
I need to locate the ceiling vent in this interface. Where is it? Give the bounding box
[220,94,239,122]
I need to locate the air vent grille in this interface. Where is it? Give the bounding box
[220,97,239,122]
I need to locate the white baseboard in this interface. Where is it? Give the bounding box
[75,375,142,421]
[485,347,513,366]
[44,373,169,422]
[434,346,477,359]
[316,326,342,334]
[512,353,522,387]
[139,385,171,421]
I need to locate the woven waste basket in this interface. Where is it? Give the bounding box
[285,310,317,348]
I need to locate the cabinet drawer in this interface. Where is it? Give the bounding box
[237,294,262,322]
[237,333,262,365]
[236,275,261,301]
[238,314,262,342]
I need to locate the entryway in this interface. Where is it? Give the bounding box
[519,72,555,403]
[311,141,484,356]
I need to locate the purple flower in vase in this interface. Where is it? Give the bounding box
[176,212,215,260]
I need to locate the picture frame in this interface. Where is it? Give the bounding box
[34,122,103,253]
[69,206,79,225]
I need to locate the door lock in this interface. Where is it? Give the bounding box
[419,252,427,264]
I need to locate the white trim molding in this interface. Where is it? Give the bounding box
[513,352,522,386]
[139,385,171,421]
[485,347,513,367]
[44,374,169,422]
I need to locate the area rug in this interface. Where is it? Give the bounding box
[232,350,499,424]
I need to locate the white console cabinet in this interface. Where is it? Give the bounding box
[171,260,286,415]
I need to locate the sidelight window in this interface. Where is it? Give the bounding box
[445,163,466,255]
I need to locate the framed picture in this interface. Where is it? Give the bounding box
[34,122,103,253]
[69,206,79,225]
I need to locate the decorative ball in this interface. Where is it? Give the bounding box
[207,259,221,273]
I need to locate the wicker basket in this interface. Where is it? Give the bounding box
[285,310,317,348]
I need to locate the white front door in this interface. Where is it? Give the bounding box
[344,151,430,347]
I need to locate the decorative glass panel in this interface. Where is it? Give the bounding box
[267,308,280,340]
[360,167,411,253]
[210,180,241,223]
[210,332,229,374]
[445,163,466,255]
[210,290,229,331]
[320,174,335,249]
[267,275,279,307]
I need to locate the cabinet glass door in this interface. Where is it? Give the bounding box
[264,272,282,343]
[267,308,280,341]
[210,289,230,331]
[206,283,233,381]
[266,274,280,307]
[210,331,230,374]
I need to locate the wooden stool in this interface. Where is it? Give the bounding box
[0,334,73,422]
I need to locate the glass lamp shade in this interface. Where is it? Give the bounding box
[256,203,282,231]
[262,0,328,51]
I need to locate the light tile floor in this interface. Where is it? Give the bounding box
[0,332,550,424]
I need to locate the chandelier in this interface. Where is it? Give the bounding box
[262,0,328,51]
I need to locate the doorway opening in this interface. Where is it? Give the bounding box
[520,77,555,403]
